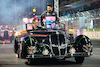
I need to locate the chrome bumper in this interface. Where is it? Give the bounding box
[26,52,93,59]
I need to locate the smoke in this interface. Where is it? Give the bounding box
[0,0,47,25]
[0,0,20,25]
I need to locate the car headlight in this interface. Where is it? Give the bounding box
[15,32,20,36]
[42,49,49,55]
[56,31,59,34]
[28,46,36,54]
[69,48,76,54]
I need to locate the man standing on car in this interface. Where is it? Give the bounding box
[40,4,59,27]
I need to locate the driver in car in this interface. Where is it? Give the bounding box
[40,4,59,28]
[33,18,43,30]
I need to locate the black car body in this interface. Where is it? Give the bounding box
[14,23,93,64]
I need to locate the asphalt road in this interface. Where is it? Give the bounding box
[0,40,100,67]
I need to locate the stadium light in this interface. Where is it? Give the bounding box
[65,5,74,8]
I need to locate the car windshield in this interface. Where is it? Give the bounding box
[43,16,65,30]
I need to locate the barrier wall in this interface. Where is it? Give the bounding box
[83,29,100,39]
[69,29,100,39]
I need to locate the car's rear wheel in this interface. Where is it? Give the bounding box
[75,57,84,64]
[17,48,20,58]
[22,41,27,58]
[14,39,18,53]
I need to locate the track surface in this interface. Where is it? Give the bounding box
[0,40,100,67]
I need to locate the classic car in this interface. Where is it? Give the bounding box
[14,23,93,64]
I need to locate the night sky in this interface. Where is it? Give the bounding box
[0,0,52,25]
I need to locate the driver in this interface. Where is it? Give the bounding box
[33,18,43,30]
[40,4,59,27]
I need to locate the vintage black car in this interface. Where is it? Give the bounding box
[14,23,93,64]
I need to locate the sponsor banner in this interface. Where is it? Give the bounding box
[67,29,100,39]
[68,29,83,38]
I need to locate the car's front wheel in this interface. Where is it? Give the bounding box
[27,58,33,65]
[75,57,85,64]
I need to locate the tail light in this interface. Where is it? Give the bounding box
[1,33,4,37]
[18,45,20,47]
[9,33,12,37]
